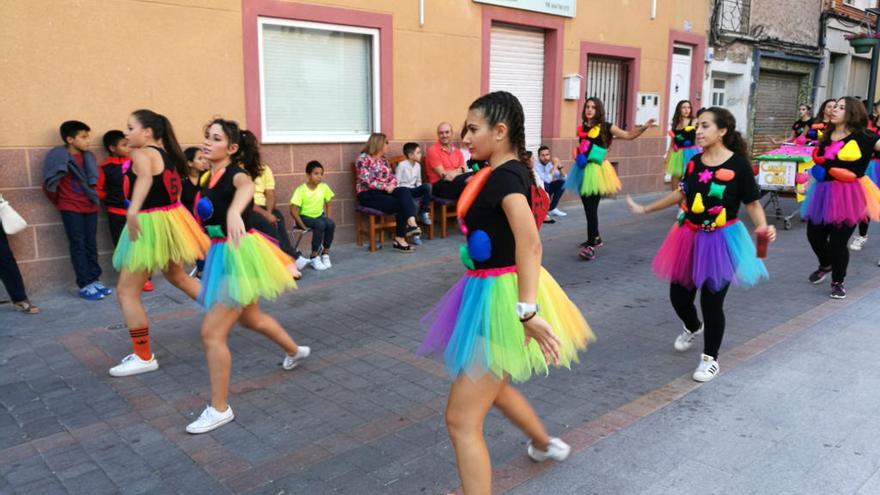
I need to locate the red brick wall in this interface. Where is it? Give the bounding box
[826,0,879,22]
[0,137,666,295]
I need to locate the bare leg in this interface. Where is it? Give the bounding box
[117,269,150,330]
[238,303,299,355]
[445,374,506,495]
[162,262,200,300]
[493,379,551,451]
[200,304,241,412]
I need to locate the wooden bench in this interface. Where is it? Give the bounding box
[353,156,435,252]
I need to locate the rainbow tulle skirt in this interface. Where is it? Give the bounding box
[653,220,768,292]
[112,202,209,273]
[418,266,594,382]
[800,176,880,227]
[666,146,701,178]
[197,230,297,309]
[866,159,880,187]
[564,160,622,197]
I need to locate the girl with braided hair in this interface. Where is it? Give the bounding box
[418,91,593,493]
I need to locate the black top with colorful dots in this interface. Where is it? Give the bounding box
[679,154,760,230]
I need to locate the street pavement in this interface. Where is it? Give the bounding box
[2,193,879,494]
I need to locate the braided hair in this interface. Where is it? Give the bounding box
[469,91,530,165]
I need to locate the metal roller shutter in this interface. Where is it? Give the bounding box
[489,25,545,154]
[753,70,801,153]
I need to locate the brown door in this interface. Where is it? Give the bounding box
[752,70,803,154]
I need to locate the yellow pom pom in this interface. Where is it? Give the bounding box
[691,193,705,214]
[587,125,601,139]
[837,139,862,162]
[684,125,695,132]
[715,207,727,227]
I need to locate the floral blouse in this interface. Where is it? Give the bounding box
[355,153,397,194]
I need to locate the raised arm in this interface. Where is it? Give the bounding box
[610,118,656,141]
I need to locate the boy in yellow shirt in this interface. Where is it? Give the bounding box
[290,161,335,270]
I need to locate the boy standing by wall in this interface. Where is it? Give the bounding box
[43,120,110,300]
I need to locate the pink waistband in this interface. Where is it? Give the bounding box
[140,202,184,214]
[465,265,517,278]
[210,228,280,245]
[683,218,740,232]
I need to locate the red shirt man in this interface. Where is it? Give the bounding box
[425,122,466,184]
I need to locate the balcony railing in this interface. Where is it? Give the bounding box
[716,0,751,35]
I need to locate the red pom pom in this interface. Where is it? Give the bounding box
[686,160,695,175]
[811,146,826,166]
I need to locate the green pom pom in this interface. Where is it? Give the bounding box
[206,225,225,239]
[459,244,475,270]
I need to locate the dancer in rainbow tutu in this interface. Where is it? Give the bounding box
[801,97,880,298]
[110,110,209,377]
[565,97,655,260]
[418,91,593,494]
[665,100,700,186]
[628,107,776,383]
[186,119,309,434]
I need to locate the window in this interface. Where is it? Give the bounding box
[258,17,380,143]
[585,56,631,128]
[712,78,726,107]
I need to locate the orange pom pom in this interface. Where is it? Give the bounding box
[828,167,857,182]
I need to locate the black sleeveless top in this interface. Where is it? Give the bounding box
[200,165,253,236]
[579,121,613,150]
[672,121,697,149]
[125,145,182,210]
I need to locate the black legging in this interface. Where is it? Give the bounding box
[670,283,730,359]
[0,228,28,303]
[580,194,601,243]
[358,188,417,237]
[806,221,856,283]
[858,221,869,237]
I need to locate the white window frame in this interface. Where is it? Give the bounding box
[257,16,381,143]
[712,78,726,107]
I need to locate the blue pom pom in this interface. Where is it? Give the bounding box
[467,230,492,263]
[806,129,818,140]
[197,197,214,220]
[810,165,826,182]
[575,153,588,169]
[123,199,130,209]
[682,140,693,147]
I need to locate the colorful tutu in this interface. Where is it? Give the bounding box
[652,220,768,292]
[866,159,880,187]
[418,266,593,382]
[112,203,209,273]
[666,147,701,178]
[197,230,296,309]
[564,160,621,197]
[800,176,880,226]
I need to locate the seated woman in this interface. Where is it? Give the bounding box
[355,133,422,252]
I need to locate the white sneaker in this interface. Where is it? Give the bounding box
[186,405,234,434]
[674,322,704,352]
[310,257,327,271]
[850,235,868,251]
[692,354,720,382]
[282,346,311,370]
[108,354,159,377]
[527,437,570,462]
[321,254,331,269]
[550,208,567,217]
[295,256,310,271]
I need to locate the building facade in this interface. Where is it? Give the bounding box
[817,0,880,104]
[1,0,707,293]
[704,0,825,153]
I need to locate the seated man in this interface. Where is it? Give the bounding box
[535,145,567,218]
[249,164,309,272]
[425,121,471,200]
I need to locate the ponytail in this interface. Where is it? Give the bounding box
[205,119,264,179]
[697,107,750,164]
[131,109,188,177]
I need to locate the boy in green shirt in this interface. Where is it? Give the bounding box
[290,161,335,270]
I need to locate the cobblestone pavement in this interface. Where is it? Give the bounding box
[2,194,879,494]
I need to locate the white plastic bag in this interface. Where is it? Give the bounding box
[0,195,27,235]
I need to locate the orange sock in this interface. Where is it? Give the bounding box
[129,327,152,361]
